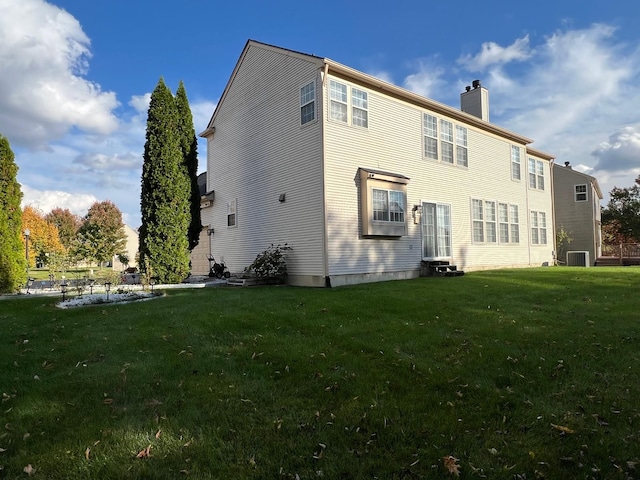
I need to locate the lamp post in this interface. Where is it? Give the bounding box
[88,278,95,294]
[60,282,68,302]
[104,282,112,301]
[24,229,30,278]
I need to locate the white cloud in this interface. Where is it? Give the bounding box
[458,35,532,71]
[0,0,119,149]
[20,184,98,217]
[402,60,447,99]
[591,125,640,172]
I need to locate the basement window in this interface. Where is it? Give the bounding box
[359,168,409,237]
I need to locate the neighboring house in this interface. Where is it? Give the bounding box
[190,172,215,275]
[552,162,602,266]
[199,40,556,287]
[111,224,139,271]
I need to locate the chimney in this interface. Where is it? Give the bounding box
[460,79,489,122]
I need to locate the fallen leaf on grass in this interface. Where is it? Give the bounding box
[443,455,461,476]
[155,429,162,439]
[85,447,90,460]
[136,445,152,458]
[0,447,7,453]
[23,464,36,476]
[551,423,574,434]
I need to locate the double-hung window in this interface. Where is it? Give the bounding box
[423,114,438,160]
[528,158,545,190]
[530,211,547,244]
[440,120,454,164]
[227,199,237,227]
[511,146,521,180]
[499,203,510,243]
[329,80,368,128]
[472,199,484,242]
[474,200,519,244]
[352,88,368,127]
[300,82,315,125]
[456,126,468,167]
[329,80,348,123]
[510,205,520,243]
[423,114,467,166]
[373,189,405,222]
[575,184,587,202]
[485,201,497,243]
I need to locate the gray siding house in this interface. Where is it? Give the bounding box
[552,162,602,266]
[199,40,556,287]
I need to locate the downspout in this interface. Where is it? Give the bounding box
[549,159,556,265]
[321,62,331,286]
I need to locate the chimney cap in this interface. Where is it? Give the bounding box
[472,79,481,89]
[564,161,571,168]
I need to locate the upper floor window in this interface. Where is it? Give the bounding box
[511,146,521,180]
[352,88,368,128]
[528,158,545,190]
[423,114,467,166]
[329,80,368,128]
[300,82,315,125]
[575,184,587,202]
[227,199,237,227]
[456,125,468,167]
[329,80,348,123]
[423,114,438,160]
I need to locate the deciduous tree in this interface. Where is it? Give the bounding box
[74,200,127,266]
[139,78,191,283]
[45,207,82,250]
[0,133,26,292]
[601,175,640,243]
[22,206,65,267]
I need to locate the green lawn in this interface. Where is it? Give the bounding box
[1,267,638,479]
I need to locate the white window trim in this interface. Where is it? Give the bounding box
[300,81,316,125]
[575,184,587,202]
[421,201,453,259]
[511,146,521,181]
[473,199,520,244]
[528,158,545,191]
[329,79,369,129]
[227,199,237,228]
[530,210,548,245]
[423,114,468,167]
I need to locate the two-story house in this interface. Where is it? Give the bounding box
[552,162,602,266]
[199,40,555,287]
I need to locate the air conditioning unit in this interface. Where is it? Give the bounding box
[566,251,590,267]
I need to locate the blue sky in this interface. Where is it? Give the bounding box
[2,0,640,227]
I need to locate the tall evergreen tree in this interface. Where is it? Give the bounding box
[0,133,26,293]
[175,81,202,251]
[139,78,191,283]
